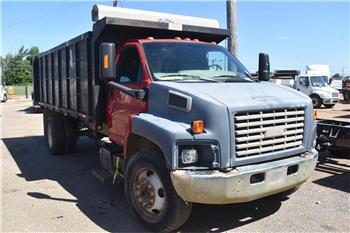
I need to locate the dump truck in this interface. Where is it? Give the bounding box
[32,5,318,232]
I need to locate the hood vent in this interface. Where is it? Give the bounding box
[168,90,192,112]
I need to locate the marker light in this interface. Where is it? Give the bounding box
[103,54,109,69]
[181,149,198,164]
[192,120,204,134]
[313,110,318,120]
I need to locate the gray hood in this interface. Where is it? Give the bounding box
[152,81,311,112]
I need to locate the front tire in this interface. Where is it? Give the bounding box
[324,104,335,108]
[311,94,322,108]
[125,151,192,232]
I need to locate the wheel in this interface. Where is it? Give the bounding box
[310,94,322,108]
[125,151,192,232]
[2,94,7,102]
[324,104,335,108]
[63,117,78,153]
[44,112,65,155]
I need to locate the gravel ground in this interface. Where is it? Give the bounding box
[1,100,349,232]
[317,102,350,122]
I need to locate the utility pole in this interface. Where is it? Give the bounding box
[226,0,237,56]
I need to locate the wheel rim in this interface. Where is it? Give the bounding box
[132,167,166,216]
[312,97,318,107]
[47,122,53,148]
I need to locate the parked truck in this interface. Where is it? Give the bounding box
[271,73,340,108]
[33,5,318,232]
[306,64,343,91]
[294,75,340,108]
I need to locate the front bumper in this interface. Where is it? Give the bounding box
[323,97,339,104]
[170,150,318,204]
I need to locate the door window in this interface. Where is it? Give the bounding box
[117,46,142,84]
[299,76,309,86]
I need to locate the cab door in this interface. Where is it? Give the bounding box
[107,42,151,145]
[296,76,311,95]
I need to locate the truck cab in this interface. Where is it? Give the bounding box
[295,75,340,108]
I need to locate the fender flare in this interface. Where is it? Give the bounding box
[131,113,194,169]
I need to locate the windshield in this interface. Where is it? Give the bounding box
[311,76,327,87]
[142,42,252,82]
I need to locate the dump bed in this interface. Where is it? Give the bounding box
[33,15,229,133]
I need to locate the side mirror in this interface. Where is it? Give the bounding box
[258,53,270,81]
[100,43,116,81]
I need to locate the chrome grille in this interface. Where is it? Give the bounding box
[234,108,305,158]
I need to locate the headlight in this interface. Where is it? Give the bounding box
[177,142,220,168]
[181,149,198,164]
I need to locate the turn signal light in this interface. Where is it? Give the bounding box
[191,120,204,134]
[313,110,318,120]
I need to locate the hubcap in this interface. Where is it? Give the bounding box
[133,168,166,215]
[312,97,318,107]
[47,122,53,148]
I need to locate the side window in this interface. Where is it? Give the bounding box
[299,77,309,86]
[117,46,142,84]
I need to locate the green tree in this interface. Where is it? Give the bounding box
[26,46,39,65]
[1,46,39,85]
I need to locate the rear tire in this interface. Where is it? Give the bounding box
[125,151,192,232]
[45,113,65,155]
[311,94,322,108]
[324,104,335,108]
[63,117,78,153]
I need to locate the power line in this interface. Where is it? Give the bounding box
[4,2,86,28]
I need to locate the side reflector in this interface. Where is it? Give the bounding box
[103,54,109,69]
[313,110,318,120]
[191,120,204,134]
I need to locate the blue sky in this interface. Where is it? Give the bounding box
[1,1,349,75]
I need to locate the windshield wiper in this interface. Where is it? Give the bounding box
[160,74,220,83]
[212,74,252,82]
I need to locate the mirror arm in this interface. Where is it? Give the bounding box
[108,81,146,100]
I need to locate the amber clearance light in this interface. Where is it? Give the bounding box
[191,120,204,134]
[103,54,109,69]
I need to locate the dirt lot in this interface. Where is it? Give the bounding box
[317,101,350,122]
[1,100,349,232]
